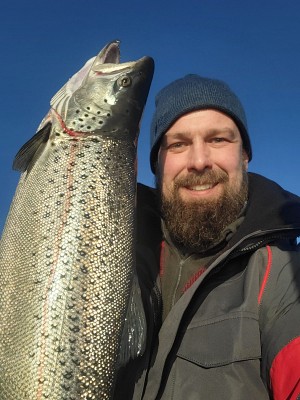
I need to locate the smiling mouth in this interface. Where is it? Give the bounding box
[186,183,216,191]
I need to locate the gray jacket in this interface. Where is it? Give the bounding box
[117,173,300,400]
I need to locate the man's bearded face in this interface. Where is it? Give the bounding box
[156,109,249,253]
[157,168,248,253]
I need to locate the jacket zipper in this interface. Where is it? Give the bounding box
[171,258,187,309]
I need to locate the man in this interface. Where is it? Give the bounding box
[126,74,300,399]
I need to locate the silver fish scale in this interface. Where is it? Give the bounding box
[0,136,136,399]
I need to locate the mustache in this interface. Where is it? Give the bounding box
[174,170,228,188]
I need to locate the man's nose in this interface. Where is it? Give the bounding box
[186,142,212,172]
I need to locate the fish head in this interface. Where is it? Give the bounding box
[12,42,154,172]
[51,40,154,141]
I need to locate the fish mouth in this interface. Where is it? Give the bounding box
[98,40,121,64]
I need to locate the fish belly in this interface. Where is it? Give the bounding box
[0,137,137,399]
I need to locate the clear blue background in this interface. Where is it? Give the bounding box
[1,0,300,232]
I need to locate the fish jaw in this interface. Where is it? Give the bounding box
[96,39,121,64]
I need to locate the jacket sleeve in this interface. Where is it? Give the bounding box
[258,244,300,400]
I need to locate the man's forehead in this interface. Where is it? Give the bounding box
[164,110,241,138]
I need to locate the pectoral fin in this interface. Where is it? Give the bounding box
[118,274,147,366]
[13,122,52,172]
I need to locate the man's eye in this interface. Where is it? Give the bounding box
[168,142,186,150]
[212,137,225,143]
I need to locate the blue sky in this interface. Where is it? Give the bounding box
[1,0,300,232]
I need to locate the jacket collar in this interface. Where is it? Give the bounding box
[228,173,300,249]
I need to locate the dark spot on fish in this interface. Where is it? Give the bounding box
[63,371,74,380]
[76,109,80,113]
[61,383,71,391]
[87,126,91,129]
[70,325,80,333]
[68,314,79,322]
[72,357,80,366]
[84,113,88,117]
[98,120,103,124]
[97,111,101,114]
[56,132,60,136]
[104,98,107,103]
[107,113,111,117]
[80,265,88,274]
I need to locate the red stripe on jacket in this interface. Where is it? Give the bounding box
[270,336,300,400]
[258,245,272,305]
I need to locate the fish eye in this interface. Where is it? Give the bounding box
[117,75,132,87]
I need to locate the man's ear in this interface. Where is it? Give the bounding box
[243,150,249,170]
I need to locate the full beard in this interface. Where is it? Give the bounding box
[158,169,248,254]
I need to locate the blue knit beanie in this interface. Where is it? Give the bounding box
[150,74,251,173]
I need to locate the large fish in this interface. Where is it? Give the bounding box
[0,40,154,399]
